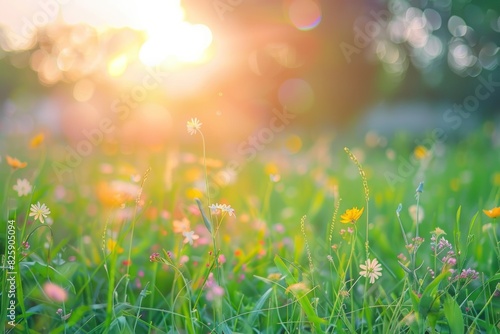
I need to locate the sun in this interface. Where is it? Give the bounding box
[133,0,213,66]
[139,22,213,66]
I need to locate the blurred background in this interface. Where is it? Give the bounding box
[0,0,499,156]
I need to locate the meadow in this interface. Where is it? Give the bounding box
[1,119,500,334]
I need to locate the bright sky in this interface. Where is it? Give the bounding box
[0,0,213,65]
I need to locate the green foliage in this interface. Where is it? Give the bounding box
[1,127,499,333]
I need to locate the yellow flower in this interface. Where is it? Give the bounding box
[431,227,446,237]
[30,133,45,148]
[483,207,500,219]
[6,155,27,169]
[340,207,364,224]
[107,239,124,254]
[413,145,428,160]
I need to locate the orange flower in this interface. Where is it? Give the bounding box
[30,133,45,148]
[6,155,27,169]
[172,218,190,234]
[483,207,500,219]
[340,207,364,224]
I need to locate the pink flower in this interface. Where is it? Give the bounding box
[43,282,68,302]
[205,273,224,301]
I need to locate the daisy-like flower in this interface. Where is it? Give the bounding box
[29,202,51,223]
[13,178,32,196]
[340,207,364,224]
[187,117,202,135]
[483,207,500,219]
[359,258,383,284]
[6,155,27,170]
[209,203,235,217]
[182,230,200,245]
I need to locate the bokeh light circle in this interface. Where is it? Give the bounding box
[288,0,322,31]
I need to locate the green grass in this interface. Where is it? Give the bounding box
[1,126,500,333]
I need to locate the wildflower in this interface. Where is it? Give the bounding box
[444,256,457,266]
[340,207,364,224]
[43,282,68,302]
[172,217,190,233]
[483,207,500,219]
[209,203,235,217]
[359,258,383,284]
[437,237,453,250]
[414,146,427,159]
[180,255,189,265]
[397,253,407,263]
[186,117,202,135]
[431,227,446,237]
[29,202,51,223]
[13,178,32,196]
[6,155,27,169]
[427,267,436,279]
[107,239,124,254]
[30,133,45,148]
[182,230,200,245]
[459,268,479,280]
[149,252,160,262]
[205,273,224,301]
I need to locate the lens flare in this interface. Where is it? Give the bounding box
[288,0,322,31]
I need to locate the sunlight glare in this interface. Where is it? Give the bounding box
[135,0,213,67]
[108,54,128,77]
[139,22,213,66]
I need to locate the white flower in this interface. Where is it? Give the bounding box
[209,203,235,217]
[13,178,32,197]
[29,202,51,224]
[359,258,383,284]
[187,118,202,135]
[182,230,199,245]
